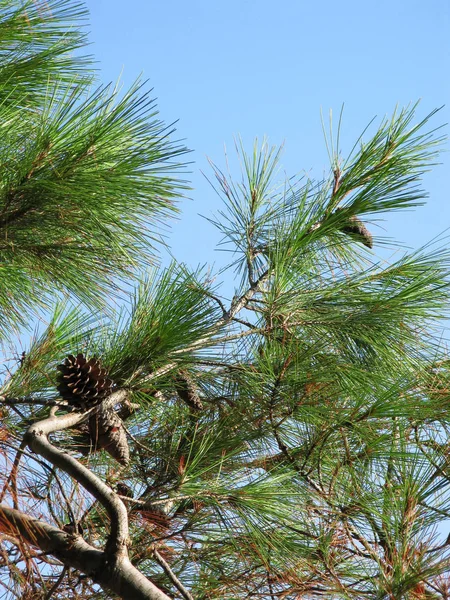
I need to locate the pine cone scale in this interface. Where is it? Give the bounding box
[89,406,130,466]
[57,353,115,407]
[58,353,129,465]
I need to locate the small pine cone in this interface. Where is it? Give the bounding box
[341,216,373,248]
[116,482,134,498]
[88,405,129,466]
[174,369,203,411]
[57,354,114,407]
[62,520,83,535]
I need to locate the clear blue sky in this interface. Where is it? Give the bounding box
[85,0,450,270]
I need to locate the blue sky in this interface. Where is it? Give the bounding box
[85,0,449,271]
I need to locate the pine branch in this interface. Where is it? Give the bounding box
[25,399,130,559]
[0,504,171,600]
[153,549,194,600]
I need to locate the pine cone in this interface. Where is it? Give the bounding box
[340,215,373,248]
[174,369,203,411]
[69,399,137,463]
[88,405,129,466]
[116,482,134,498]
[62,520,84,535]
[57,354,114,407]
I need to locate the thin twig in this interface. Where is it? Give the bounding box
[231,316,258,329]
[153,548,194,600]
[43,566,67,600]
[195,288,227,315]
[0,396,68,407]
[0,437,27,507]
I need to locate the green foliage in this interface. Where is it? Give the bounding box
[99,265,223,386]
[0,1,188,341]
[0,0,92,107]
[2,302,95,398]
[0,3,450,599]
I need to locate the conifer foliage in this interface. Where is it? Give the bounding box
[0,2,449,599]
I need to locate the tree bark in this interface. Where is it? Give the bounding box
[1,391,175,600]
[0,505,172,599]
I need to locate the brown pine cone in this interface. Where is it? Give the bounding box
[174,369,203,411]
[88,405,130,466]
[57,354,114,407]
[340,215,373,248]
[116,482,134,498]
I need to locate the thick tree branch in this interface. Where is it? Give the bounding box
[11,390,174,599]
[25,395,130,558]
[153,548,194,600]
[0,505,172,600]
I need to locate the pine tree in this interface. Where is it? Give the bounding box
[0,2,449,599]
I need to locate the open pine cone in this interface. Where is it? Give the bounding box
[57,353,114,407]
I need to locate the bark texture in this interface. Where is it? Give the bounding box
[3,391,174,600]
